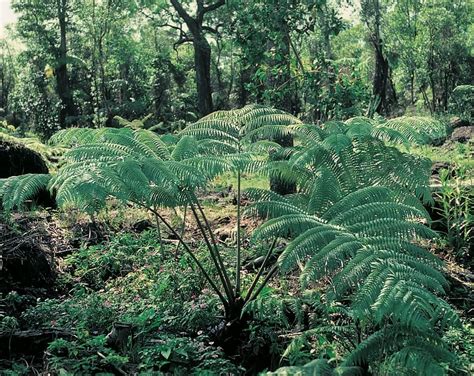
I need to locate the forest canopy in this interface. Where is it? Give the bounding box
[0,0,472,139]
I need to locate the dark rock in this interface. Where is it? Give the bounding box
[431,162,456,181]
[105,323,134,351]
[0,240,56,290]
[0,329,72,357]
[132,219,153,233]
[243,254,278,271]
[0,140,48,178]
[70,221,109,246]
[449,117,470,129]
[450,126,473,143]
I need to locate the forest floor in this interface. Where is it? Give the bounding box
[0,135,473,374]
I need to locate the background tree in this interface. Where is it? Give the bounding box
[0,40,16,120]
[1,0,473,134]
[168,0,226,116]
[386,0,421,106]
[12,0,77,128]
[360,0,397,115]
[416,0,471,112]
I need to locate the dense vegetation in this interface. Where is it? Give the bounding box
[0,0,473,375]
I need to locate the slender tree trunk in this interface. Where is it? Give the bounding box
[0,64,5,112]
[421,87,433,114]
[372,38,393,114]
[443,70,449,111]
[169,0,224,117]
[367,0,396,115]
[269,3,296,195]
[98,37,108,112]
[56,0,75,127]
[193,36,213,115]
[429,71,436,112]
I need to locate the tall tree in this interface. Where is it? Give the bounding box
[0,40,16,118]
[416,0,471,112]
[55,0,76,126]
[361,0,397,115]
[231,0,312,194]
[386,0,422,105]
[169,0,225,116]
[12,0,76,127]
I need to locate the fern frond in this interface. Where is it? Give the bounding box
[278,226,344,272]
[268,359,361,376]
[49,127,97,146]
[245,191,306,218]
[382,116,447,145]
[0,174,51,211]
[252,214,327,242]
[343,325,455,375]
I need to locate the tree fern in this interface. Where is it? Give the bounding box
[248,113,458,372]
[267,359,361,376]
[382,116,447,145]
[0,106,304,319]
[0,174,51,211]
[250,184,458,372]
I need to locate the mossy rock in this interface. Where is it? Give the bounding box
[0,140,49,178]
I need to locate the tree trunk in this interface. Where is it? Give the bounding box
[169,0,224,117]
[372,39,394,114]
[443,70,449,111]
[0,63,6,114]
[367,0,396,115]
[193,36,213,116]
[269,3,296,195]
[56,0,75,128]
[429,70,436,112]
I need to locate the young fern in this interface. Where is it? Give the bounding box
[181,104,301,296]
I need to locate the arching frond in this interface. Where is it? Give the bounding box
[181,104,301,151]
[0,174,51,211]
[382,116,447,145]
[268,359,361,376]
[343,325,456,376]
[251,169,459,367]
